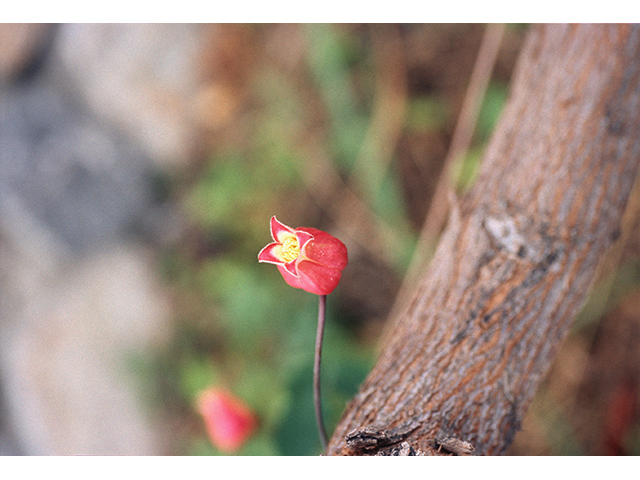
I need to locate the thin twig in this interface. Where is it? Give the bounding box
[314,294,328,450]
[387,23,506,328]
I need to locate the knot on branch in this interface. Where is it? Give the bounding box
[434,436,476,455]
[344,417,422,455]
[478,204,566,271]
[484,215,530,257]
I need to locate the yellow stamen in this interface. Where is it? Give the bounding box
[280,236,300,263]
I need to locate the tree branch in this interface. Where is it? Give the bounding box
[327,24,640,456]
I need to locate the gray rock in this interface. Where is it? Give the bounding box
[0,24,209,455]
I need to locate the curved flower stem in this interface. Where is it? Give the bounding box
[314,294,328,450]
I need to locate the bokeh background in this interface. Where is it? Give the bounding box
[0,23,638,456]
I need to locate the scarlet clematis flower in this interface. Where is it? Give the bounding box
[196,388,256,454]
[258,216,348,296]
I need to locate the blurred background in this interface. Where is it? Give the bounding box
[0,23,638,456]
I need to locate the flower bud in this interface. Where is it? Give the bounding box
[258,216,348,295]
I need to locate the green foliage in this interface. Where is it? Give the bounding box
[160,25,389,455]
[476,83,508,140]
[405,95,451,132]
[452,146,483,193]
[157,25,511,456]
[305,24,370,170]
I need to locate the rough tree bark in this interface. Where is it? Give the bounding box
[327,24,640,456]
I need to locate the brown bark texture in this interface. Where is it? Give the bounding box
[327,24,640,456]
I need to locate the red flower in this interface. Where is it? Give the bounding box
[196,388,256,453]
[258,216,348,295]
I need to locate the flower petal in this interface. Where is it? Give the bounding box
[282,259,299,277]
[258,242,286,265]
[270,216,296,243]
[295,229,314,249]
[276,264,305,291]
[280,259,343,295]
[298,228,348,270]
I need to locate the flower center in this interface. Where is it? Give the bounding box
[280,236,300,263]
